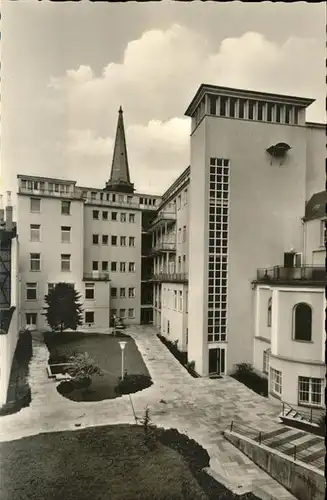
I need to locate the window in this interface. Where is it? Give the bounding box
[179,291,183,311]
[219,96,227,117]
[178,228,181,243]
[229,98,236,118]
[30,198,41,213]
[177,195,181,210]
[267,103,274,122]
[111,287,117,298]
[26,283,37,300]
[184,188,188,205]
[120,236,126,246]
[61,200,71,215]
[102,234,108,245]
[248,100,255,120]
[209,96,216,115]
[111,308,117,317]
[173,291,177,310]
[128,287,135,298]
[298,377,323,406]
[85,311,94,324]
[102,261,108,271]
[320,220,326,246]
[30,224,40,242]
[91,192,96,201]
[120,309,126,319]
[92,234,99,245]
[61,254,71,272]
[285,105,292,124]
[111,262,117,272]
[92,261,99,271]
[102,211,108,220]
[26,313,37,327]
[100,193,103,201]
[129,213,135,223]
[129,237,135,247]
[276,104,281,123]
[128,308,134,319]
[129,262,135,272]
[92,210,99,220]
[85,283,94,300]
[112,194,116,202]
[48,283,56,294]
[111,235,117,246]
[270,368,282,396]
[257,102,264,121]
[120,287,126,298]
[293,303,312,341]
[182,226,186,242]
[120,262,126,272]
[238,99,245,119]
[61,226,71,243]
[120,213,126,222]
[111,212,117,221]
[185,289,188,313]
[30,253,40,271]
[267,297,272,327]
[263,349,270,374]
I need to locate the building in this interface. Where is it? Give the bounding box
[0,192,20,406]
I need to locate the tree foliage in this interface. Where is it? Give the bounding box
[43,282,83,333]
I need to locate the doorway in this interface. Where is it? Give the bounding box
[208,347,225,375]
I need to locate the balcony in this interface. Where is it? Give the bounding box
[18,186,83,200]
[151,241,176,254]
[148,210,176,231]
[255,266,326,285]
[83,272,110,282]
[151,272,188,283]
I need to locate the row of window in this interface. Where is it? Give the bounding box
[25,308,136,328]
[176,188,188,210]
[162,288,188,312]
[177,226,187,243]
[110,287,136,299]
[26,282,136,302]
[92,261,136,273]
[270,368,323,406]
[110,308,135,320]
[92,210,135,223]
[29,253,136,273]
[92,234,135,247]
[30,198,72,215]
[22,180,72,194]
[267,299,313,342]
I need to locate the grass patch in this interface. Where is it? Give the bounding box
[231,363,268,397]
[44,331,152,402]
[0,424,207,500]
[157,334,199,378]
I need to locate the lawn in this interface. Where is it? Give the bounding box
[44,332,152,402]
[0,424,207,500]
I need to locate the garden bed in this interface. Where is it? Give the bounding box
[157,334,199,378]
[231,363,268,397]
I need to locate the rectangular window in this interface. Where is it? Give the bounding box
[182,226,187,242]
[111,212,117,221]
[111,308,117,317]
[248,100,255,120]
[177,195,181,210]
[128,287,135,298]
[92,234,99,245]
[267,103,274,122]
[209,95,216,115]
[179,291,183,311]
[120,262,126,272]
[85,311,94,324]
[92,210,99,220]
[263,350,270,374]
[320,220,326,246]
[276,104,281,123]
[129,262,135,272]
[85,283,95,300]
[219,97,227,117]
[119,309,126,319]
[26,283,37,300]
[229,98,236,118]
[294,107,299,125]
[120,287,126,298]
[129,237,135,247]
[120,236,126,246]
[102,261,108,271]
[173,290,177,310]
[30,198,41,213]
[61,254,71,272]
[178,228,181,243]
[111,262,117,272]
[111,287,117,298]
[30,224,41,242]
[92,261,99,271]
[270,368,282,396]
[120,213,126,222]
[102,211,108,220]
[129,213,135,223]
[257,102,264,121]
[61,200,71,215]
[184,188,188,205]
[285,105,292,124]
[30,253,40,271]
[128,308,134,319]
[298,377,323,406]
[238,99,245,119]
[102,234,108,245]
[61,226,71,243]
[111,235,117,246]
[100,193,103,201]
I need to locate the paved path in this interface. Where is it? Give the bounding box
[0,326,312,500]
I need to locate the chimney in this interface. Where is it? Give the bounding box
[0,194,4,228]
[5,191,13,231]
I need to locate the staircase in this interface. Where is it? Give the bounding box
[278,402,324,434]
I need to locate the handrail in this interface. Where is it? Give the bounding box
[281,401,323,424]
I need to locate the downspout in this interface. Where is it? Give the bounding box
[301,217,306,265]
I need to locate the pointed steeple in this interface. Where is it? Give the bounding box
[105,106,134,193]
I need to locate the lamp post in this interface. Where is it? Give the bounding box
[118,341,127,380]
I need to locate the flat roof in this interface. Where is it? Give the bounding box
[185,84,315,117]
[17,174,77,185]
[305,121,326,129]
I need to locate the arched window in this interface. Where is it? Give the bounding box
[293,303,312,341]
[267,297,272,327]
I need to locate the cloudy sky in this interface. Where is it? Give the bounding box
[0,1,325,200]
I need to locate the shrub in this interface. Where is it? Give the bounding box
[317,414,326,437]
[139,406,157,450]
[231,363,268,397]
[66,352,103,390]
[157,335,199,377]
[115,374,153,395]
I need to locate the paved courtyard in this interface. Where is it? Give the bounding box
[0,326,316,500]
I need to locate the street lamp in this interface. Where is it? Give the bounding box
[118,341,127,380]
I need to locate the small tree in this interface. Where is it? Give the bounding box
[43,282,83,333]
[67,352,103,390]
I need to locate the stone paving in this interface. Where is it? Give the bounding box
[0,326,315,500]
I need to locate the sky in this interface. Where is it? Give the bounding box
[0,1,325,202]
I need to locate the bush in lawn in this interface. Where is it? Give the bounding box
[154,427,210,474]
[157,334,187,365]
[115,374,153,395]
[231,363,268,397]
[43,282,83,333]
[139,406,157,450]
[66,352,103,390]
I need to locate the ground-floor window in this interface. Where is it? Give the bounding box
[270,368,282,396]
[85,311,94,324]
[263,349,270,374]
[26,313,37,328]
[298,377,324,406]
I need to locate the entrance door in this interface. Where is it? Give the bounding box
[208,348,225,375]
[26,313,37,330]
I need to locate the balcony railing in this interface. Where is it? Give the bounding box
[256,266,326,284]
[83,272,110,282]
[149,211,176,230]
[18,187,84,200]
[151,241,176,253]
[151,272,188,283]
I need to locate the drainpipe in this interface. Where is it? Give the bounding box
[301,217,306,265]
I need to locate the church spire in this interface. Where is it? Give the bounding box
[105,106,134,193]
